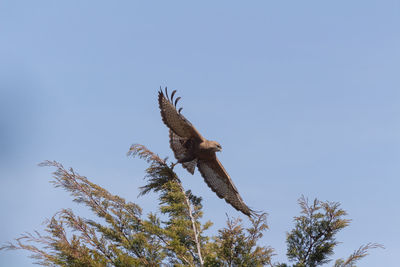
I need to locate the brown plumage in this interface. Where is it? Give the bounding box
[158,87,254,217]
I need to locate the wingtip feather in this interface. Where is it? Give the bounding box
[171,90,177,102]
[174,96,181,107]
[165,87,169,100]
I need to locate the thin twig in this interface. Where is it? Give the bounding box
[177,181,204,266]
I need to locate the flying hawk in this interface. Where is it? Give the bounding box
[158,88,254,217]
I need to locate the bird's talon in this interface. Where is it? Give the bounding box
[170,162,178,169]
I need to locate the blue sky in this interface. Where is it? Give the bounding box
[0,1,399,266]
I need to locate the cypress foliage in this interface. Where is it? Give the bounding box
[1,144,381,266]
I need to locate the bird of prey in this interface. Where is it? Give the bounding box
[158,88,254,217]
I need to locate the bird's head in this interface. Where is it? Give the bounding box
[210,141,222,152]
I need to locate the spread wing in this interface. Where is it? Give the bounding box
[169,130,197,174]
[158,88,203,141]
[197,157,254,217]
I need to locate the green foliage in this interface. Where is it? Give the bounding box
[129,144,208,266]
[281,196,383,267]
[333,243,384,267]
[204,214,274,267]
[1,144,382,267]
[285,196,350,266]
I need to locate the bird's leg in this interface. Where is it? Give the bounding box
[170,161,178,169]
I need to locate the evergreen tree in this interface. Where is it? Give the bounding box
[1,144,381,266]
